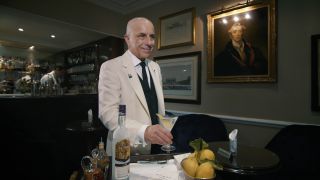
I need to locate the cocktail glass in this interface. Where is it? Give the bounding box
[157,114,178,153]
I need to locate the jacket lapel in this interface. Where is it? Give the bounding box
[121,52,150,117]
[148,61,165,115]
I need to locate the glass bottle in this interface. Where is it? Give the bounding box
[111,104,130,179]
[92,138,109,180]
[81,155,103,180]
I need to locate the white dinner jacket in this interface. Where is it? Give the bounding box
[98,50,165,153]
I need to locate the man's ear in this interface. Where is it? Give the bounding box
[124,35,129,40]
[124,35,130,46]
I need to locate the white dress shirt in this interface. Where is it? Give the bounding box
[40,71,58,85]
[127,50,151,146]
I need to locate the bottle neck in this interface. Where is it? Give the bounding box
[118,114,126,127]
[118,104,126,127]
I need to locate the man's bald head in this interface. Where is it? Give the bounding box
[124,17,155,60]
[126,17,154,36]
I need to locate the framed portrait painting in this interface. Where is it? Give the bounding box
[154,51,201,104]
[311,34,320,111]
[158,8,195,50]
[207,0,277,83]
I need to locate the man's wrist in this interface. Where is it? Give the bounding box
[137,124,149,145]
[144,125,151,143]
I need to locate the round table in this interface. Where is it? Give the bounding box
[209,141,280,175]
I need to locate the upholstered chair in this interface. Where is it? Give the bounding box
[171,114,228,153]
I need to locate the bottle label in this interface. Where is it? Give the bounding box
[115,163,129,179]
[115,138,130,178]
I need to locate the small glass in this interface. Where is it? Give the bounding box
[81,156,104,180]
[81,156,96,180]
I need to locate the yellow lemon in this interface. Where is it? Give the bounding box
[195,161,215,179]
[182,157,199,177]
[188,151,198,158]
[199,149,215,161]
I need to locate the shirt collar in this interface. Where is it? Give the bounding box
[127,50,148,67]
[232,40,244,49]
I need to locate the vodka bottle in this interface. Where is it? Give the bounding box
[111,104,130,179]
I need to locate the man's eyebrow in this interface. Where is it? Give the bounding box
[136,33,155,37]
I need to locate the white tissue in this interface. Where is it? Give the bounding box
[229,129,238,154]
[88,109,93,123]
[173,153,191,170]
[229,129,238,140]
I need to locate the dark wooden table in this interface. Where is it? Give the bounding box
[131,153,175,162]
[209,141,280,175]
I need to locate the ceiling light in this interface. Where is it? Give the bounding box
[18,28,24,32]
[222,19,228,24]
[29,46,34,50]
[50,34,56,38]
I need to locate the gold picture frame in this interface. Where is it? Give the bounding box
[207,0,277,83]
[158,8,195,50]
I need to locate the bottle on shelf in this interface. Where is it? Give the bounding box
[111,104,130,179]
[91,138,110,180]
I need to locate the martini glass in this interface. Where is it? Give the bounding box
[157,114,178,153]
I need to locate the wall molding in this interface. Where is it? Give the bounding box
[167,110,319,128]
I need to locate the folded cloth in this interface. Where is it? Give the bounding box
[173,153,191,170]
[130,159,181,180]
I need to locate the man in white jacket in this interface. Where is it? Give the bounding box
[98,17,172,154]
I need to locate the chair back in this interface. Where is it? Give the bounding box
[265,124,320,179]
[171,114,228,153]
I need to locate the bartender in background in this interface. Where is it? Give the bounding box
[15,73,32,93]
[40,65,65,86]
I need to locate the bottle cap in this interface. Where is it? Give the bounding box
[98,137,104,149]
[119,104,126,114]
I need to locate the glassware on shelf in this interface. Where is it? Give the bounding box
[67,63,95,74]
[31,80,40,96]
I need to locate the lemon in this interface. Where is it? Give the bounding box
[195,161,215,178]
[188,151,198,158]
[199,149,215,161]
[182,157,199,177]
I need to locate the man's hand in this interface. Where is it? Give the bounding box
[144,124,173,145]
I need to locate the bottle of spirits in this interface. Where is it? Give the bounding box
[111,104,130,179]
[91,138,109,179]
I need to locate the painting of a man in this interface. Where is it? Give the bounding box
[214,22,268,76]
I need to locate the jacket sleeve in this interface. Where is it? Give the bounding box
[98,60,121,131]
